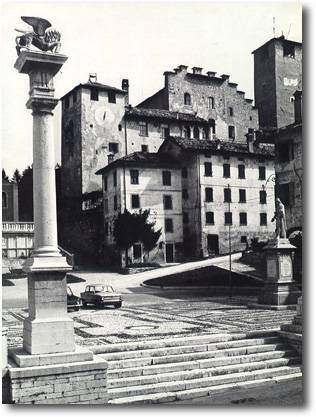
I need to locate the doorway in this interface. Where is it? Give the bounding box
[207,234,219,256]
[165,243,174,263]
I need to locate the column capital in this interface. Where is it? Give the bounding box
[27,97,59,114]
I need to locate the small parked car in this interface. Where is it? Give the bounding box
[67,286,82,311]
[80,284,122,308]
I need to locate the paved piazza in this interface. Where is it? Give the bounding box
[3,297,296,348]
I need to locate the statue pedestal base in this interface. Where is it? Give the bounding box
[256,238,301,308]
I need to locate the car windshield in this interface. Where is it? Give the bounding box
[94,285,114,293]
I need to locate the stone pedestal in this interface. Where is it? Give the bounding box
[258,238,301,307]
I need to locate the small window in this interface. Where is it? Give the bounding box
[239,189,246,203]
[162,171,171,186]
[90,88,99,101]
[240,212,247,225]
[118,124,122,131]
[113,171,117,187]
[259,166,266,180]
[208,97,215,109]
[104,176,108,191]
[139,122,148,137]
[225,212,233,225]
[204,162,213,177]
[206,212,214,225]
[182,189,189,200]
[184,92,191,106]
[205,187,213,202]
[131,194,140,209]
[228,125,235,139]
[161,124,170,139]
[238,164,245,179]
[130,169,139,185]
[283,42,295,58]
[260,213,267,226]
[113,195,117,211]
[141,144,148,153]
[182,167,188,178]
[165,218,173,233]
[163,195,173,210]
[260,190,267,204]
[241,235,248,243]
[228,107,234,117]
[224,188,231,203]
[108,91,116,103]
[223,163,231,178]
[183,212,189,224]
[109,142,119,154]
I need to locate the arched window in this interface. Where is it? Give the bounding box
[183,126,190,139]
[184,93,191,106]
[193,126,199,139]
[2,191,8,208]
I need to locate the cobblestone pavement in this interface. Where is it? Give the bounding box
[3,296,296,349]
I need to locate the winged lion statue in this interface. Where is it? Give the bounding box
[15,16,61,55]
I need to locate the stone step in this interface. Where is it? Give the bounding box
[92,330,278,355]
[108,355,299,388]
[281,324,302,334]
[105,343,288,370]
[108,372,302,404]
[100,336,280,361]
[108,365,301,400]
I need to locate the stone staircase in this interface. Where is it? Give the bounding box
[95,331,302,404]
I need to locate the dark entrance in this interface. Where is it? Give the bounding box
[165,243,174,263]
[133,244,142,261]
[207,234,219,256]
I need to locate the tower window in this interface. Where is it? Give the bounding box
[108,91,116,103]
[283,42,295,58]
[228,107,234,117]
[90,88,99,101]
[228,125,235,139]
[184,93,191,106]
[208,97,215,109]
[109,143,118,154]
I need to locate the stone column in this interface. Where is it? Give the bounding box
[14,51,74,355]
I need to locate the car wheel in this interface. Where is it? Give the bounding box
[74,306,80,311]
[82,301,87,308]
[96,300,103,309]
[114,302,122,308]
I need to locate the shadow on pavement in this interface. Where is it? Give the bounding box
[66,275,86,283]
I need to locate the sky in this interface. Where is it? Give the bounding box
[1,0,302,177]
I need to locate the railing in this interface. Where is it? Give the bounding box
[2,222,34,233]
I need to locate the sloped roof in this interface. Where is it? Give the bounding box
[60,82,126,100]
[125,107,208,124]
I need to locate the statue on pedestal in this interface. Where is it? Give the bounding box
[15,16,61,55]
[271,197,287,239]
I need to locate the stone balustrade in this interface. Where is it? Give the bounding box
[2,222,34,233]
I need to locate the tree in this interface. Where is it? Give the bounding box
[12,169,22,184]
[2,168,9,181]
[113,209,161,266]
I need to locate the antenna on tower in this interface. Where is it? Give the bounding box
[273,17,276,38]
[286,24,292,39]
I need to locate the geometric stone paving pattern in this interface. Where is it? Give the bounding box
[3,296,296,348]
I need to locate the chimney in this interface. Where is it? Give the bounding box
[221,74,230,81]
[88,73,97,83]
[207,71,216,77]
[108,154,114,164]
[122,78,129,105]
[178,65,188,72]
[293,90,302,123]
[192,67,203,75]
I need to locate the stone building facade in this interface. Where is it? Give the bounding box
[253,36,302,130]
[96,152,183,265]
[2,179,19,222]
[160,136,276,258]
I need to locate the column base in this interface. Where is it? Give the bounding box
[23,317,75,355]
[257,280,301,307]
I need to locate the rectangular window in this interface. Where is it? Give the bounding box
[239,189,246,203]
[259,166,266,180]
[131,194,140,209]
[228,107,234,117]
[204,162,213,177]
[223,163,231,178]
[183,212,189,224]
[165,218,173,233]
[278,182,295,207]
[139,122,148,137]
[113,195,117,211]
[90,88,99,101]
[161,124,170,139]
[241,235,248,244]
[276,141,294,163]
[240,212,247,225]
[224,188,232,203]
[206,212,214,225]
[109,142,119,154]
[182,167,188,178]
[260,190,267,204]
[205,187,213,202]
[208,96,215,109]
[162,170,171,186]
[238,164,245,179]
[141,144,148,153]
[163,195,173,210]
[225,212,233,225]
[182,189,188,200]
[260,213,267,226]
[113,171,117,187]
[228,125,235,139]
[130,169,139,185]
[108,91,116,103]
